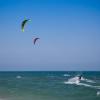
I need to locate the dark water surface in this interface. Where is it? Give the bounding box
[0,71,100,100]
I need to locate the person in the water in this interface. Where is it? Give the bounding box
[78,75,82,80]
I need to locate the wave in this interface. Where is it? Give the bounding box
[67,75,96,83]
[64,81,100,89]
[97,91,100,96]
[76,83,100,89]
[81,77,96,83]
[16,75,22,79]
[64,75,100,90]
[67,76,80,83]
[64,81,79,84]
[63,74,70,77]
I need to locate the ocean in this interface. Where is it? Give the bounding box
[0,71,100,100]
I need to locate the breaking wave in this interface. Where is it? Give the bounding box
[64,76,100,90]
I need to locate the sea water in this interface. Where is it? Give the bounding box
[0,71,100,100]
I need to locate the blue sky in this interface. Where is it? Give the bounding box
[0,0,100,71]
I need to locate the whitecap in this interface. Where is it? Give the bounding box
[97,91,100,96]
[79,77,96,83]
[63,74,70,77]
[68,76,80,83]
[64,81,100,89]
[83,78,96,83]
[16,75,22,79]
[68,75,96,83]
[64,75,100,90]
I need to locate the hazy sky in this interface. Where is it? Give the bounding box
[0,0,100,71]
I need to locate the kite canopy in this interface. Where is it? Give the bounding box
[33,38,40,45]
[21,19,31,32]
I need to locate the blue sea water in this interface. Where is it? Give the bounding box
[0,71,100,100]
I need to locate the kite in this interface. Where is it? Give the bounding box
[21,19,31,32]
[33,37,40,45]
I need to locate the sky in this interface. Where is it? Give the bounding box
[0,0,100,71]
